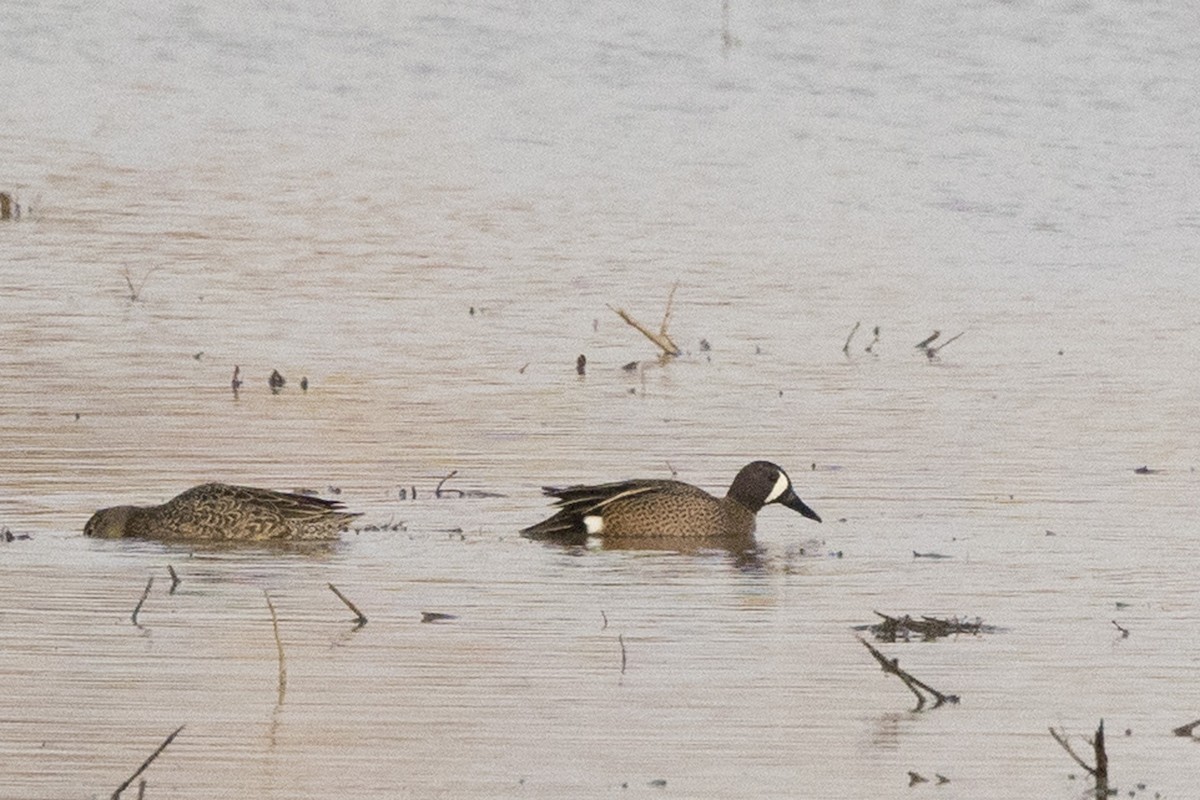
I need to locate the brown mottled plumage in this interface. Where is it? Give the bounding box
[83,483,360,542]
[521,461,821,543]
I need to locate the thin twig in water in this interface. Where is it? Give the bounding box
[264,590,287,701]
[131,577,154,626]
[927,331,965,359]
[120,266,159,302]
[1049,719,1109,799]
[327,583,367,628]
[865,325,881,353]
[600,610,608,630]
[842,321,860,355]
[618,634,627,674]
[167,565,181,594]
[435,470,463,498]
[858,637,958,710]
[608,284,683,357]
[658,281,679,340]
[915,331,940,350]
[136,779,146,800]
[109,724,184,800]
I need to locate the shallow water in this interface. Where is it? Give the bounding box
[3,0,1200,797]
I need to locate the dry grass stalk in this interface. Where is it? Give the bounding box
[264,590,287,701]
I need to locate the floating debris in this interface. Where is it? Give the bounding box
[192,351,204,360]
[912,551,952,560]
[576,354,586,376]
[300,376,308,392]
[167,565,181,594]
[0,191,13,220]
[860,611,995,642]
[621,360,639,372]
[1134,466,1160,475]
[420,612,457,624]
[2,526,30,542]
[231,365,242,396]
[268,369,286,394]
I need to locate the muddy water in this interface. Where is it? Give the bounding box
[3,1,1200,797]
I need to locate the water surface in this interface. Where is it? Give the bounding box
[2,1,1199,797]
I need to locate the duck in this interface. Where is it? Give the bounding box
[84,483,361,542]
[521,461,820,542]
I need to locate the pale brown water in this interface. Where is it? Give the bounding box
[3,1,1200,798]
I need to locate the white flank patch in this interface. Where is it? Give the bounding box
[583,515,605,534]
[764,472,790,504]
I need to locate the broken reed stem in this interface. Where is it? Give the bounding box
[136,779,146,800]
[264,590,287,700]
[167,565,181,594]
[131,576,154,626]
[600,610,608,630]
[842,321,861,355]
[607,297,682,358]
[327,583,368,627]
[109,724,184,800]
[618,633,627,674]
[858,637,957,710]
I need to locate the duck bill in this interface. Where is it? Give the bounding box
[780,489,822,523]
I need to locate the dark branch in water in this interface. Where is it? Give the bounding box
[110,725,184,799]
[327,583,367,628]
[858,637,958,710]
[1173,718,1200,737]
[131,577,154,627]
[915,331,940,350]
[1049,720,1109,798]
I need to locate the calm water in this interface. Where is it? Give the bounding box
[2,1,1200,797]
